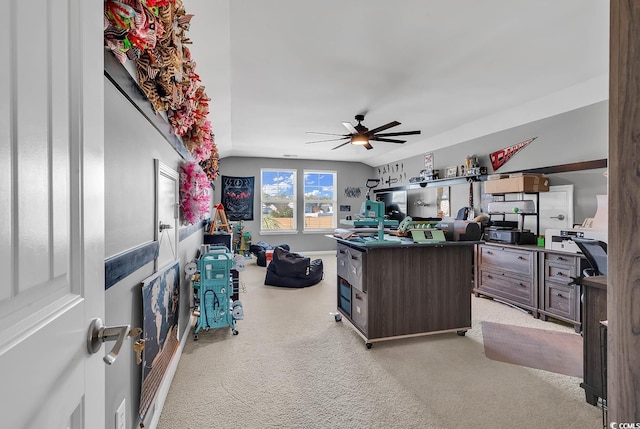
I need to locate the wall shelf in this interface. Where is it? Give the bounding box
[373,158,607,195]
[373,175,485,194]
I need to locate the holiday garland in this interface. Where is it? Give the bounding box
[104,0,220,181]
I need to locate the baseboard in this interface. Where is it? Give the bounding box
[298,250,337,256]
[146,314,196,429]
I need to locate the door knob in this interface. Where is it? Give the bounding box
[550,214,565,220]
[87,318,141,365]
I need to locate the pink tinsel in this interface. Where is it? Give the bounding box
[179,161,211,225]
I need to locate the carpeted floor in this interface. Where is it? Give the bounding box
[157,254,601,429]
[482,321,583,378]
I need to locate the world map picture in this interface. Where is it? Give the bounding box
[138,260,180,427]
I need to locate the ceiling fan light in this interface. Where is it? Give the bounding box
[351,134,369,145]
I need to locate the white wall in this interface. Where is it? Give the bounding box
[216,157,375,252]
[373,102,608,224]
[104,77,204,429]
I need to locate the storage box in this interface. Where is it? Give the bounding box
[484,175,549,194]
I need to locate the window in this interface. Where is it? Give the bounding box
[261,169,297,232]
[303,170,337,231]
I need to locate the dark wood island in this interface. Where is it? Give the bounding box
[331,237,476,348]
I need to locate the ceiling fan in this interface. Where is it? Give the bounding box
[305,114,421,150]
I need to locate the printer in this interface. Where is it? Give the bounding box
[545,228,607,253]
[544,194,608,253]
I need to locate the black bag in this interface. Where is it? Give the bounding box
[264,247,324,288]
[271,247,310,278]
[251,242,290,267]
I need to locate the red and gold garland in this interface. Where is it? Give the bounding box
[104,0,219,181]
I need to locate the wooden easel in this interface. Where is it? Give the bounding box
[210,204,231,233]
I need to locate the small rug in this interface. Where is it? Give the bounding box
[481,321,583,378]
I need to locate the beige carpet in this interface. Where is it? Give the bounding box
[482,321,583,378]
[157,254,601,429]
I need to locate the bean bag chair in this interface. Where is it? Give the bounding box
[250,241,290,267]
[264,247,324,288]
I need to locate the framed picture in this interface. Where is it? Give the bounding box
[437,186,451,217]
[424,152,434,172]
[445,165,458,178]
[139,260,180,427]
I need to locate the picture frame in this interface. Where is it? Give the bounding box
[445,165,458,178]
[424,152,434,172]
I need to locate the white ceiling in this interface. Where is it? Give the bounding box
[184,0,609,167]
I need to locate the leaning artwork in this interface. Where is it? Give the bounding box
[138,260,180,428]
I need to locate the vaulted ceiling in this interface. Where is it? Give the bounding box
[185,0,609,167]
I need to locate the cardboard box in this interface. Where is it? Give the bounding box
[484,175,549,194]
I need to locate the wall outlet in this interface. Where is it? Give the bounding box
[116,399,126,429]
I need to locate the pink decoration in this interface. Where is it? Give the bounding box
[179,161,211,225]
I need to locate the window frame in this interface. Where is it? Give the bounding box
[260,168,297,234]
[303,170,337,233]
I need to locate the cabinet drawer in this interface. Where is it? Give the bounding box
[339,278,351,300]
[480,245,533,275]
[347,247,365,291]
[351,287,368,334]
[544,282,577,320]
[337,244,350,280]
[545,252,578,268]
[544,261,574,284]
[479,269,534,307]
[337,244,365,291]
[339,295,351,316]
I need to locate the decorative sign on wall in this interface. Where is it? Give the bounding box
[222,176,255,221]
[344,187,362,198]
[489,137,537,171]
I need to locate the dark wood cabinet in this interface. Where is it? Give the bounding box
[538,251,585,332]
[475,243,538,316]
[474,243,585,331]
[334,240,474,347]
[581,276,607,406]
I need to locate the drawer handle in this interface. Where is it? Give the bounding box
[556,293,564,298]
[557,272,566,277]
[339,250,346,254]
[518,283,527,288]
[487,274,493,279]
[486,251,493,255]
[517,256,526,260]
[355,293,363,300]
[557,256,565,261]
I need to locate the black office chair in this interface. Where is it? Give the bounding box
[572,237,608,276]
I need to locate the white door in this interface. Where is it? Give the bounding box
[0,1,105,428]
[524,185,574,234]
[156,161,180,270]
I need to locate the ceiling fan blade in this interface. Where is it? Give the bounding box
[305,131,350,137]
[375,130,421,137]
[331,141,352,150]
[365,121,401,136]
[305,137,349,144]
[342,122,357,134]
[370,137,406,144]
[364,143,374,150]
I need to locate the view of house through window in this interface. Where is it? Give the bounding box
[304,170,337,231]
[261,169,297,232]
